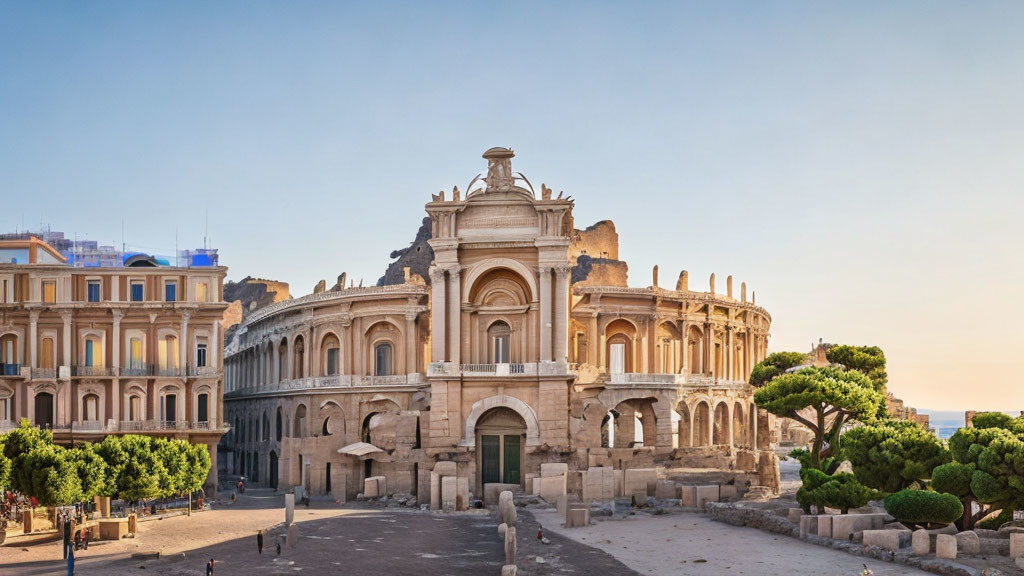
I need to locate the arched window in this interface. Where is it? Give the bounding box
[487,322,511,364]
[262,412,270,441]
[128,394,142,422]
[293,336,305,379]
[82,393,99,421]
[293,404,307,438]
[321,335,340,376]
[276,407,283,441]
[608,337,629,374]
[322,417,331,436]
[197,393,209,423]
[374,343,393,376]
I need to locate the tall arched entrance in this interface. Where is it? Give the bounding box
[269,451,279,490]
[475,408,526,491]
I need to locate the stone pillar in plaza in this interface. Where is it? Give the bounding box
[553,265,570,363]
[405,310,417,376]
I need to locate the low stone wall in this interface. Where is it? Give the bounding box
[706,503,982,576]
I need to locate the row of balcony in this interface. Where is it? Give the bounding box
[0,364,221,380]
[0,419,220,434]
[227,373,424,396]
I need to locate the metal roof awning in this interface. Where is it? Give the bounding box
[337,442,385,458]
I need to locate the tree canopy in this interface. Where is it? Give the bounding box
[842,420,950,493]
[755,365,883,468]
[824,345,887,392]
[748,351,808,387]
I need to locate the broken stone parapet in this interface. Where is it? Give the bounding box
[862,529,910,551]
[912,529,930,556]
[954,530,980,556]
[830,513,887,540]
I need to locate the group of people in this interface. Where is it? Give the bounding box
[2,490,37,525]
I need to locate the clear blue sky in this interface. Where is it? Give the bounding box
[2,2,1022,410]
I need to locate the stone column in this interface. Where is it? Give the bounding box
[704,323,713,378]
[429,267,446,362]
[553,266,570,363]
[112,310,124,423]
[211,321,220,371]
[271,338,281,384]
[539,266,552,362]
[29,310,39,368]
[587,313,598,367]
[725,327,733,381]
[305,327,313,378]
[61,310,73,427]
[180,312,190,372]
[679,320,689,375]
[447,268,461,364]
[405,312,417,375]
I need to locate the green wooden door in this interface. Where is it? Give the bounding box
[503,435,521,484]
[482,435,501,484]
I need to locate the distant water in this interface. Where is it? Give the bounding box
[917,409,1020,439]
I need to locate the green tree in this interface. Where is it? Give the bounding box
[69,443,108,500]
[842,420,950,493]
[183,442,212,493]
[0,437,11,491]
[825,345,888,392]
[971,412,1024,434]
[13,444,83,506]
[796,468,874,514]
[97,435,168,501]
[940,425,1024,529]
[2,418,53,461]
[748,351,808,387]
[755,366,883,469]
[883,489,963,527]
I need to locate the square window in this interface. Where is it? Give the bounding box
[130,282,144,302]
[195,282,208,303]
[164,281,177,302]
[87,281,101,302]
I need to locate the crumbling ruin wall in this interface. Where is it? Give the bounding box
[378,216,434,286]
[572,255,628,287]
[570,220,619,261]
[224,277,290,313]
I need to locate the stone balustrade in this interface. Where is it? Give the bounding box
[606,372,749,389]
[226,373,424,397]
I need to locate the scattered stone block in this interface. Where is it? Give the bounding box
[719,484,737,501]
[485,483,519,506]
[566,507,590,528]
[623,469,657,497]
[499,491,517,527]
[541,463,569,478]
[430,472,442,510]
[501,565,518,576]
[98,519,127,541]
[863,530,908,551]
[364,477,380,498]
[582,467,614,501]
[788,508,803,524]
[912,529,930,556]
[287,523,298,548]
[456,476,469,511]
[441,476,457,511]
[498,522,507,536]
[128,514,137,534]
[504,525,517,565]
[735,450,757,471]
[613,470,623,497]
[433,461,457,476]
[680,486,697,508]
[1011,533,1024,559]
[285,493,295,526]
[655,480,678,500]
[799,515,818,539]
[539,475,567,502]
[936,534,957,559]
[696,485,720,508]
[955,531,980,556]
[1017,556,1024,571]
[831,513,888,540]
[817,515,833,539]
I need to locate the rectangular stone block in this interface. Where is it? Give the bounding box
[430,472,441,510]
[831,513,888,541]
[582,467,615,501]
[799,515,818,539]
[485,483,519,507]
[696,485,720,509]
[531,477,541,496]
[287,523,298,548]
[566,507,590,528]
[788,508,803,524]
[655,480,678,500]
[936,534,957,559]
[456,476,469,511]
[434,461,457,477]
[613,470,623,497]
[1011,533,1024,559]
[912,529,930,556]
[863,530,904,551]
[541,463,569,478]
[680,486,698,508]
[364,477,380,498]
[719,484,737,501]
[817,515,833,539]
[441,476,457,511]
[624,469,656,498]
[98,519,127,541]
[539,475,567,502]
[285,493,295,526]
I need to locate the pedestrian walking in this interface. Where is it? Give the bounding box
[66,548,74,576]
[73,529,82,551]
[257,530,264,554]
[206,558,214,576]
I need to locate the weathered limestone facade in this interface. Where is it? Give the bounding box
[223,148,774,503]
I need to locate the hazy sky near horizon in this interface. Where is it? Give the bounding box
[1,2,1022,411]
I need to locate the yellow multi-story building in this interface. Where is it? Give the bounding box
[0,234,228,492]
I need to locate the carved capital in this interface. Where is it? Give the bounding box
[111,309,125,322]
[59,309,73,323]
[428,267,446,282]
[29,310,41,323]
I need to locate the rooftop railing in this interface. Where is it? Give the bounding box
[31,367,57,379]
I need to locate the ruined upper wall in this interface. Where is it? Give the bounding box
[570,220,619,261]
[224,276,290,313]
[378,216,434,286]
